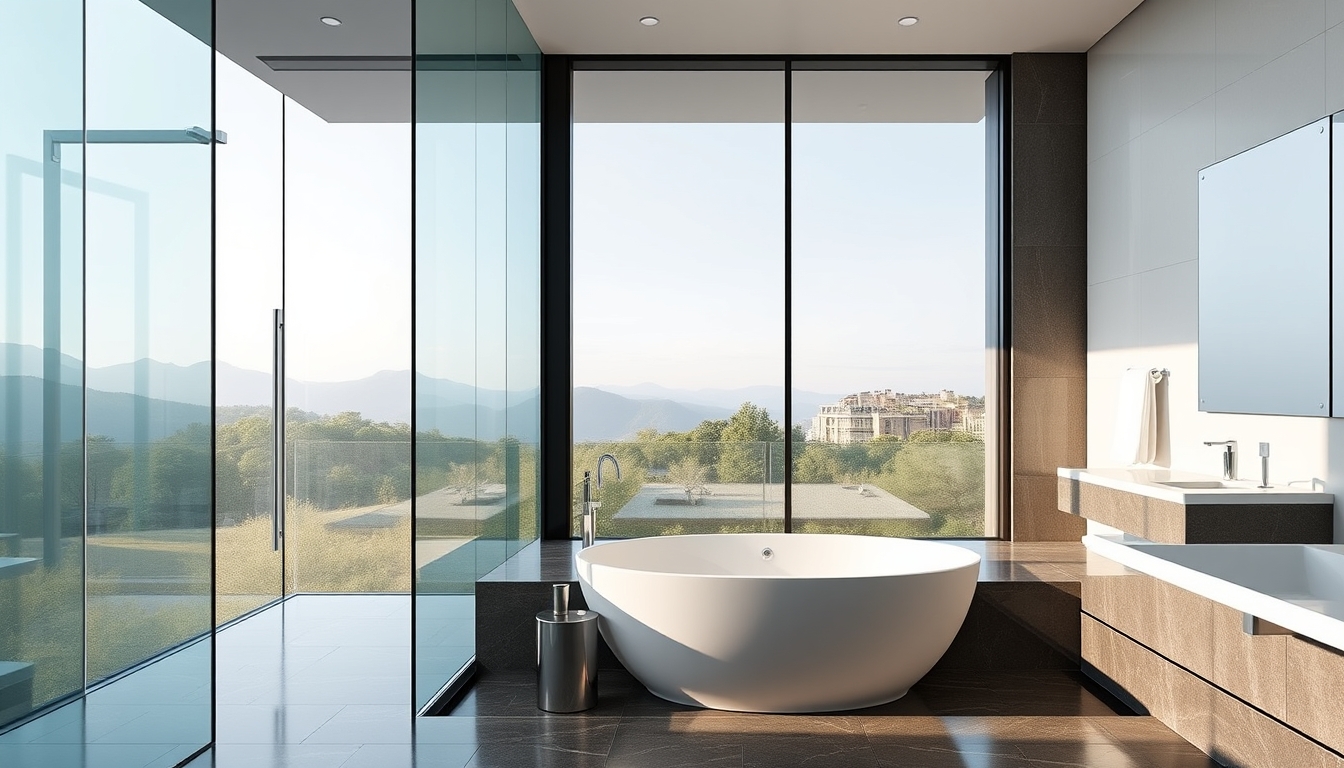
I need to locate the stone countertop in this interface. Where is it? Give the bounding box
[1059,467,1333,506]
[478,538,1091,585]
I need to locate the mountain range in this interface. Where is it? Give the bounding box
[3,344,839,442]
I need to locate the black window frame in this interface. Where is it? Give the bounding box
[540,55,1011,540]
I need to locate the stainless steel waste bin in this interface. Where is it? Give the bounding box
[536,583,598,713]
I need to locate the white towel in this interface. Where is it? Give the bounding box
[1112,368,1158,465]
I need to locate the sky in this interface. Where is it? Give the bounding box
[573,79,988,397]
[6,6,987,399]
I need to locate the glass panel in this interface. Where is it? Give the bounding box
[81,0,213,759]
[283,92,412,596]
[414,0,542,711]
[0,0,85,726]
[504,0,542,562]
[790,70,993,537]
[571,69,786,537]
[215,52,285,625]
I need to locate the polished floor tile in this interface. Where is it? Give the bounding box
[443,668,1218,768]
[2,590,1222,768]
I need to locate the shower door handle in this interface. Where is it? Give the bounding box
[273,308,285,551]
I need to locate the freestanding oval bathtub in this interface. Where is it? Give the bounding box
[575,533,980,713]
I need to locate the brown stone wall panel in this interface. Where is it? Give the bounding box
[1012,123,1088,248]
[1013,474,1087,541]
[1012,52,1087,126]
[1287,635,1344,753]
[1008,52,1088,543]
[1012,247,1087,379]
[1211,601,1287,720]
[1012,377,1087,477]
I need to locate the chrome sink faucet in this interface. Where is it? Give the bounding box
[1257,442,1271,488]
[581,454,621,548]
[1202,440,1237,481]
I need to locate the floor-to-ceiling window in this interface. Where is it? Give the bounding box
[413,0,542,712]
[569,61,1002,539]
[283,95,413,597]
[571,67,787,538]
[1,0,214,760]
[790,68,993,537]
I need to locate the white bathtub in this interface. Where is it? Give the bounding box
[574,533,980,713]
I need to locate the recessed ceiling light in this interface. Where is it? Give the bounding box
[639,16,659,26]
[897,16,919,26]
[320,16,342,26]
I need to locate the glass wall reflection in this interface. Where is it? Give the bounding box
[0,0,86,725]
[0,0,214,759]
[414,0,542,711]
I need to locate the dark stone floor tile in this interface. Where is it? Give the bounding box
[467,743,608,768]
[941,715,1118,744]
[1132,746,1221,767]
[856,671,1124,718]
[741,736,876,768]
[1014,740,1154,767]
[869,741,1037,768]
[606,721,743,768]
[449,670,632,718]
[466,717,619,752]
[1087,715,1198,748]
[618,713,867,738]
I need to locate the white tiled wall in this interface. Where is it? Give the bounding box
[1087,0,1344,540]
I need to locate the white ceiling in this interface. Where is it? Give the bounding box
[216,0,412,123]
[206,0,1140,124]
[511,0,1142,55]
[574,70,991,123]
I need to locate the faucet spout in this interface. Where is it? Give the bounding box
[597,454,621,488]
[1202,440,1238,481]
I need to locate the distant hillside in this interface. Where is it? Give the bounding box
[2,344,769,443]
[593,383,844,427]
[1,376,210,445]
[573,387,734,442]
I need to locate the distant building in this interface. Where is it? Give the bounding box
[958,407,986,438]
[807,389,984,444]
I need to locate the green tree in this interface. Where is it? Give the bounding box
[718,403,782,483]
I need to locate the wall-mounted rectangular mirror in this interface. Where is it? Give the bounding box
[1198,117,1330,417]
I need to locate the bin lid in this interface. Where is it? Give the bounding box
[536,609,599,624]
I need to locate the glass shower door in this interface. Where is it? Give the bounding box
[215,52,286,625]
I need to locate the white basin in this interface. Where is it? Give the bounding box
[1084,535,1344,651]
[1156,480,1235,489]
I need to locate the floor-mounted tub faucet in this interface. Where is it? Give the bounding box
[581,454,621,548]
[1202,440,1237,481]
